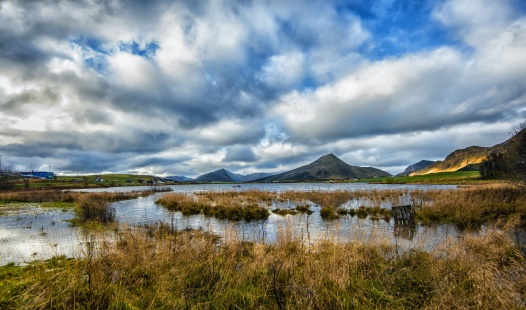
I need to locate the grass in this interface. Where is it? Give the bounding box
[8,173,177,190]
[2,185,526,308]
[156,192,270,221]
[73,194,116,224]
[0,189,76,203]
[320,206,340,219]
[5,185,525,229]
[0,188,170,226]
[4,170,495,191]
[359,171,484,184]
[56,173,159,187]
[70,190,171,225]
[273,208,298,216]
[154,185,526,229]
[1,222,525,309]
[295,204,314,215]
[416,184,526,229]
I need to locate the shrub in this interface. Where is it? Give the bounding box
[295,204,313,214]
[74,194,115,223]
[273,208,297,216]
[320,206,340,220]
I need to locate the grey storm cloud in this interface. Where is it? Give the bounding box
[0,0,525,176]
[1,130,175,156]
[1,88,59,113]
[223,145,257,163]
[57,152,127,173]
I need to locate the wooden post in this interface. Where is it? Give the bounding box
[392,203,415,225]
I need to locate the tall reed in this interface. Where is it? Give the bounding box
[2,222,525,309]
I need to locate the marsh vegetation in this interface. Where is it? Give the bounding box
[155,185,526,229]
[2,183,526,308]
[155,190,271,221]
[0,188,171,226]
[1,221,525,309]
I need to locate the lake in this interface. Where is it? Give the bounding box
[1,182,462,265]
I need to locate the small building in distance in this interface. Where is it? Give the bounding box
[19,171,55,179]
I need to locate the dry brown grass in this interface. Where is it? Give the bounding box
[0,189,75,203]
[3,186,526,308]
[155,185,526,227]
[2,221,525,309]
[71,190,171,224]
[416,185,526,228]
[156,192,270,220]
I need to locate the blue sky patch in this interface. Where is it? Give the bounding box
[119,41,160,59]
[344,0,462,59]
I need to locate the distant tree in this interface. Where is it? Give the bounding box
[508,121,526,181]
[0,170,19,190]
[479,120,526,181]
[480,152,506,178]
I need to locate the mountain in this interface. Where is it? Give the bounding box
[226,171,274,182]
[409,129,526,176]
[165,175,193,182]
[255,153,391,182]
[193,169,274,183]
[397,160,436,176]
[195,169,236,183]
[410,146,490,176]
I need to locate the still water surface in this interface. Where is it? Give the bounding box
[1,183,460,265]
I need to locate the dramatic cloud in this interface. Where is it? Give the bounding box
[0,0,525,177]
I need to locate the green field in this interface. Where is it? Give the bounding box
[358,171,483,184]
[15,174,172,189]
[7,170,492,189]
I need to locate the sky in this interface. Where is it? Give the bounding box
[1,0,526,177]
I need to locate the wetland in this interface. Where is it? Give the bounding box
[1,182,526,309]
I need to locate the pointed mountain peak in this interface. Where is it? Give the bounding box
[314,153,345,163]
[195,168,235,182]
[320,153,338,159]
[255,153,390,182]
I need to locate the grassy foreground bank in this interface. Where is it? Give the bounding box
[1,223,525,309]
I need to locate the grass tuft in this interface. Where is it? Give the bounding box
[156,192,270,220]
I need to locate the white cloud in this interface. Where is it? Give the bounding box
[1,0,525,176]
[271,47,466,141]
[258,52,305,88]
[192,119,265,146]
[108,53,158,90]
[433,0,517,48]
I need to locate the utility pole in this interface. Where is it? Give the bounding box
[0,154,2,172]
[48,162,51,184]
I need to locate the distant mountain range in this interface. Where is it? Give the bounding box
[165,175,193,182]
[164,130,526,182]
[226,171,274,182]
[255,153,391,182]
[397,160,436,176]
[193,169,274,183]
